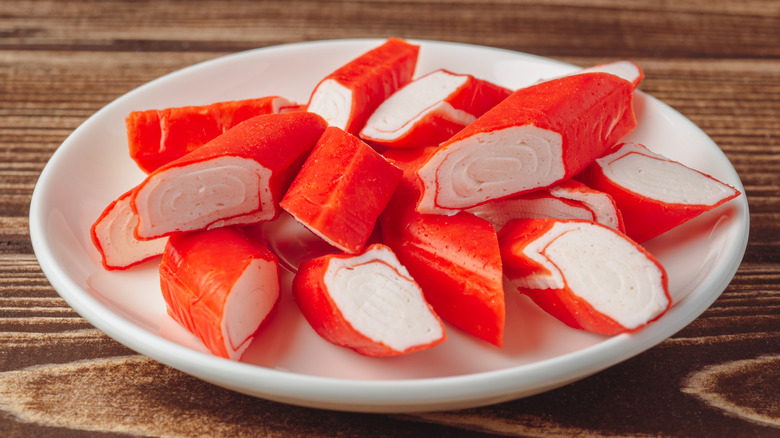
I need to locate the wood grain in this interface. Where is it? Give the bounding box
[1,0,779,436]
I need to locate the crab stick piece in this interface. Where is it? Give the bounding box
[467,179,624,232]
[306,38,420,135]
[280,126,402,254]
[499,218,671,335]
[127,96,296,173]
[578,142,741,243]
[90,189,167,270]
[416,72,636,215]
[159,227,280,360]
[131,112,328,240]
[292,244,445,357]
[360,69,511,148]
[380,147,505,347]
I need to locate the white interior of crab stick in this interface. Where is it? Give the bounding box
[468,196,593,230]
[220,258,279,360]
[522,221,669,330]
[600,147,738,205]
[93,196,167,267]
[324,246,443,352]
[134,156,273,237]
[307,79,352,129]
[361,70,475,140]
[550,185,622,230]
[576,61,642,86]
[418,125,565,211]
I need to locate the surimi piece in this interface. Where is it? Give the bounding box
[416,72,636,214]
[292,244,445,357]
[306,38,420,135]
[127,96,296,173]
[90,189,167,270]
[360,69,511,148]
[467,179,624,232]
[578,142,742,243]
[159,227,280,360]
[499,218,671,335]
[381,147,505,347]
[280,126,402,254]
[131,112,328,240]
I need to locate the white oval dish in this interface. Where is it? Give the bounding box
[29,39,749,413]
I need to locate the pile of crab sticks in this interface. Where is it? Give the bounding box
[90,38,741,360]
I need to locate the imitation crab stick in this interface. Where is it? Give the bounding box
[572,60,644,89]
[306,38,420,135]
[280,126,402,254]
[416,72,636,214]
[499,218,671,335]
[467,179,624,232]
[126,96,296,173]
[159,227,280,360]
[380,147,505,347]
[359,69,511,148]
[578,142,741,243]
[292,244,446,357]
[131,112,327,240]
[90,189,167,270]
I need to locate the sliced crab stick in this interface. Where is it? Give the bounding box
[90,189,167,270]
[292,244,446,357]
[381,147,505,347]
[499,218,671,335]
[306,38,420,135]
[416,72,636,214]
[360,69,511,148]
[578,142,741,243]
[280,126,402,254]
[159,227,280,360]
[467,179,624,232]
[127,96,295,173]
[132,112,328,240]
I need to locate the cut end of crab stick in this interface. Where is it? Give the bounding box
[360,69,511,148]
[306,38,420,135]
[292,244,446,357]
[90,189,167,270]
[127,96,295,173]
[280,126,402,254]
[131,112,328,239]
[574,60,644,89]
[416,72,636,214]
[579,142,741,243]
[159,227,280,360]
[381,147,505,347]
[499,218,671,335]
[467,190,597,231]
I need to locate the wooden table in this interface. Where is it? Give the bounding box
[2,1,779,436]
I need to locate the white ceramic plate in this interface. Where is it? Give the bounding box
[29,39,749,413]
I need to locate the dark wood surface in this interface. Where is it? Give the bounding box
[2,1,779,436]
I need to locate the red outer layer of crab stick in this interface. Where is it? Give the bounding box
[380,147,505,347]
[126,96,295,173]
[131,112,328,240]
[90,189,167,270]
[279,126,402,254]
[306,38,420,135]
[499,218,671,335]
[577,142,742,243]
[416,72,636,215]
[467,179,624,232]
[159,227,280,360]
[292,244,446,357]
[360,69,511,148]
